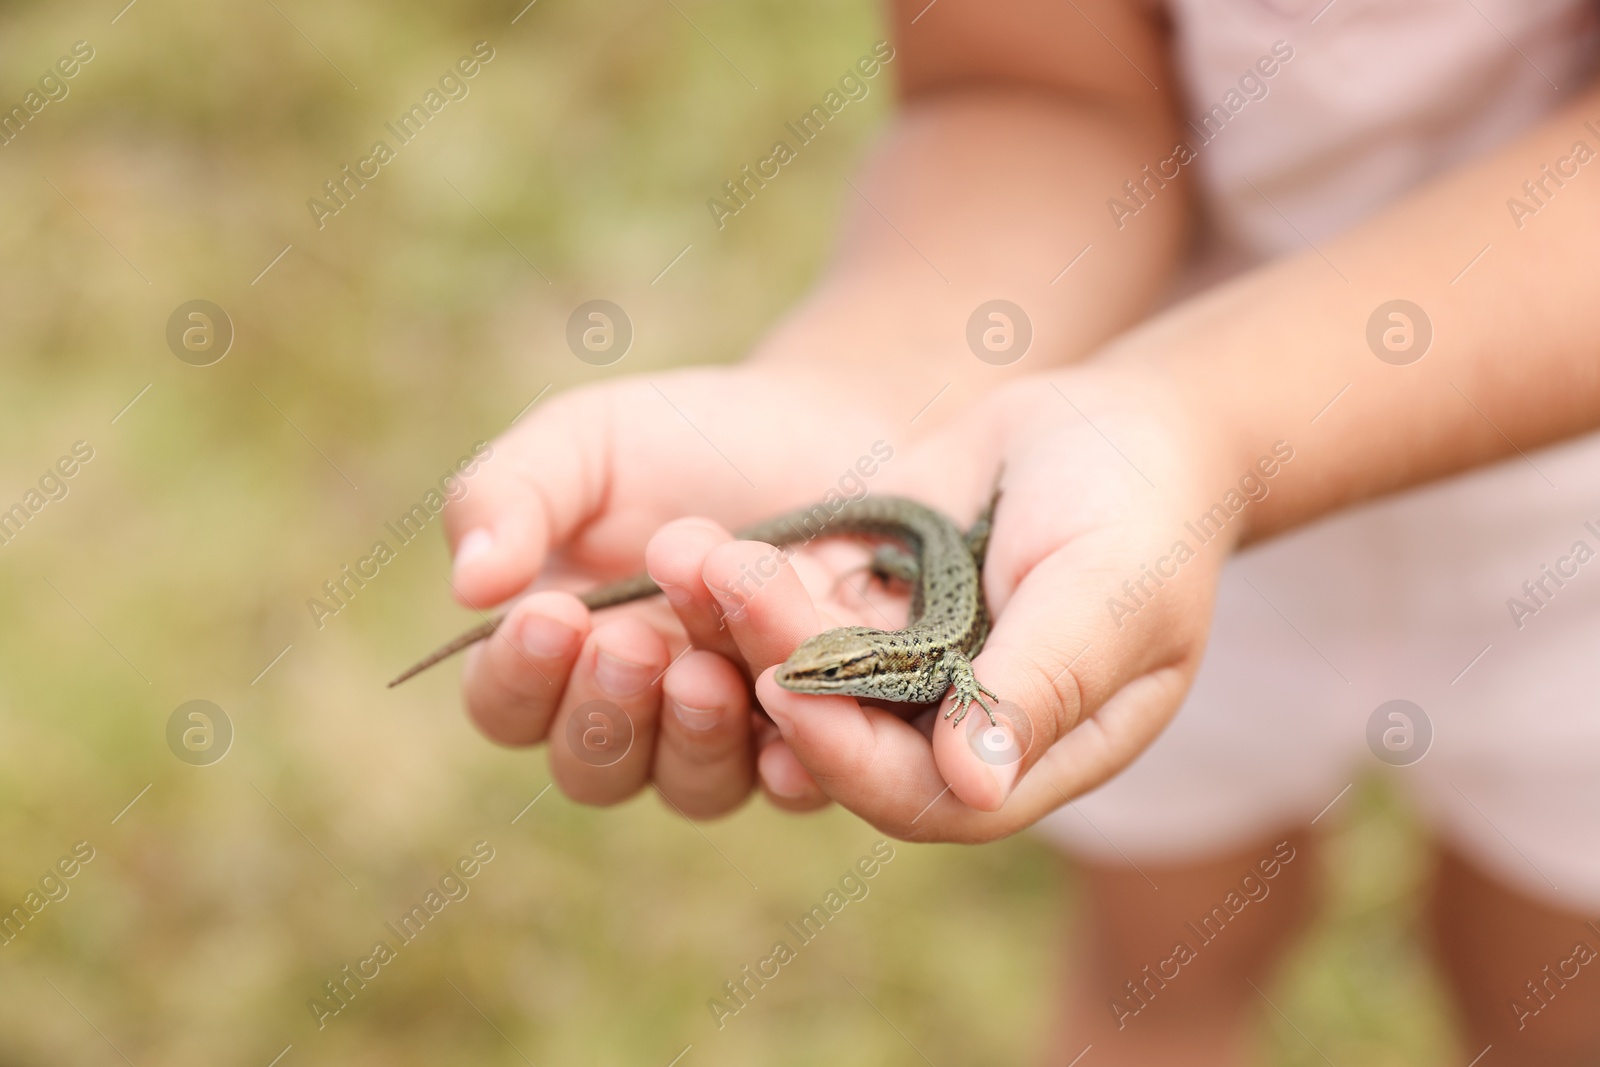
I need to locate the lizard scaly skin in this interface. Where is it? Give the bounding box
[389,492,1000,726]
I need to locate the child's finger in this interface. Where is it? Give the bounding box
[644,518,743,666]
[712,535,1003,829]
[663,538,833,810]
[756,738,831,812]
[687,539,896,815]
[547,616,670,806]
[460,591,590,746]
[442,389,609,609]
[755,669,962,832]
[700,539,825,678]
[652,650,757,819]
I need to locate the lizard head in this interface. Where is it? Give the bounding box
[773,627,883,694]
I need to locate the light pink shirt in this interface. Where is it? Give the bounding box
[1163,0,1599,285]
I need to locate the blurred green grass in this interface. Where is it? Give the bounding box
[0,0,1460,1063]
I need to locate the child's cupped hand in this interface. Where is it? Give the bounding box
[443,362,1242,842]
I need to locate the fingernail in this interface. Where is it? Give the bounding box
[992,759,1019,801]
[960,700,1024,799]
[453,528,494,577]
[517,612,579,659]
[594,650,656,697]
[763,698,794,741]
[709,584,746,621]
[657,581,694,608]
[672,700,720,732]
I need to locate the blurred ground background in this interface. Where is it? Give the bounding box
[0,0,1461,1063]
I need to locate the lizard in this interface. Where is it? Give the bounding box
[388,489,1002,726]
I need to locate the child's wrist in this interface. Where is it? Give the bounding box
[1086,333,1292,548]
[1005,359,1258,546]
[743,288,1103,428]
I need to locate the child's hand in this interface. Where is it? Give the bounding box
[444,358,1245,841]
[438,350,1248,844]
[444,364,921,817]
[744,367,1247,841]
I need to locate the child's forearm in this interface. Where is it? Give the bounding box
[751,3,1189,418]
[1109,81,1600,543]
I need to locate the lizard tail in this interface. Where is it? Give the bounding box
[387,615,503,687]
[963,465,1005,565]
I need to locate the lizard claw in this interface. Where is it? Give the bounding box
[944,691,998,728]
[942,652,999,727]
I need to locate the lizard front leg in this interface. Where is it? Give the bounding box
[940,649,999,727]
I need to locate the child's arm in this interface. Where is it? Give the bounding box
[445,0,1192,812]
[757,77,1600,840]
[748,0,1190,403]
[1141,84,1600,542]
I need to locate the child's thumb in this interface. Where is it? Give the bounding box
[442,390,607,608]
